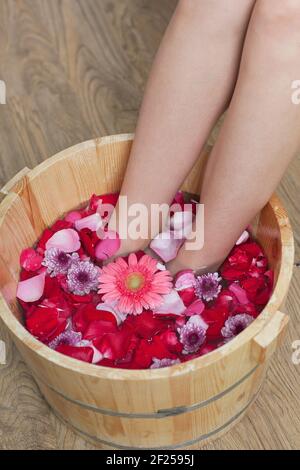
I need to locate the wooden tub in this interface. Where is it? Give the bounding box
[0,134,294,449]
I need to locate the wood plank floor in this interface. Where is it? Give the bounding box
[0,0,299,450]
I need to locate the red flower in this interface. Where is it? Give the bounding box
[94,324,138,363]
[159,329,183,354]
[79,229,100,259]
[124,310,170,340]
[43,275,64,299]
[26,298,70,343]
[88,192,119,214]
[214,289,235,311]
[20,248,43,272]
[73,304,117,335]
[233,302,259,318]
[220,242,263,281]
[240,272,273,306]
[37,229,54,254]
[64,292,93,306]
[51,219,73,232]
[132,335,178,369]
[56,344,94,363]
[201,306,230,340]
[171,191,185,210]
[19,191,273,370]
[84,319,118,341]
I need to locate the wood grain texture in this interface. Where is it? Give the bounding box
[0,0,299,450]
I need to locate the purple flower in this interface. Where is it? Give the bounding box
[195,272,222,302]
[43,247,79,277]
[150,358,181,369]
[48,328,82,350]
[67,260,100,295]
[178,315,206,354]
[221,314,254,340]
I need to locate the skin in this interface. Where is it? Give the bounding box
[110,0,300,275]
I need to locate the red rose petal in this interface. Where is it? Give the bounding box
[124,311,169,340]
[184,299,205,317]
[37,229,54,254]
[26,303,67,343]
[51,220,73,232]
[95,324,137,362]
[56,344,94,363]
[73,304,117,335]
[84,320,118,341]
[20,248,43,272]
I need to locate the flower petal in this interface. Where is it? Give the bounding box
[174,269,195,290]
[153,289,186,315]
[184,299,205,317]
[170,211,193,238]
[65,211,82,224]
[75,213,103,232]
[95,231,121,261]
[228,283,249,305]
[45,229,81,253]
[96,300,128,325]
[20,248,43,272]
[236,230,250,245]
[150,232,183,262]
[17,272,46,303]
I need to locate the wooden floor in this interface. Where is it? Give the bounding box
[0,0,299,450]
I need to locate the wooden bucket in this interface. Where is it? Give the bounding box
[0,134,294,449]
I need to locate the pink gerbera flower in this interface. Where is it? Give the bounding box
[98,253,173,315]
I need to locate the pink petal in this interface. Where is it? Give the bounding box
[75,213,103,232]
[128,253,138,266]
[17,272,46,303]
[150,232,183,262]
[90,344,103,364]
[153,290,186,315]
[185,299,205,317]
[45,229,81,253]
[170,211,193,237]
[188,314,208,331]
[20,248,43,272]
[95,231,121,261]
[96,301,127,325]
[228,283,249,305]
[174,269,195,290]
[65,211,82,224]
[236,230,250,245]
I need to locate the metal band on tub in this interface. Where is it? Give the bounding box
[33,364,259,419]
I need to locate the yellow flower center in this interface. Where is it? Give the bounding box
[125,272,145,292]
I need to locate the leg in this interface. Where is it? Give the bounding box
[110,0,256,253]
[169,0,300,274]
